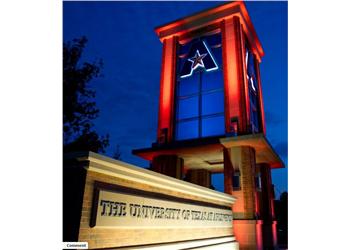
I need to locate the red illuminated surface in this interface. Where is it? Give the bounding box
[233,220,260,250]
[157,37,177,142]
[255,60,266,135]
[154,1,265,139]
[222,16,247,134]
[137,3,281,249]
[242,42,251,130]
[231,191,244,214]
[256,220,263,250]
[270,192,276,219]
[154,1,264,61]
[272,221,278,247]
[255,191,260,216]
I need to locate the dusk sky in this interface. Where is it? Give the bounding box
[63,1,288,195]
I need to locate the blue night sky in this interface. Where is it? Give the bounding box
[63,1,288,196]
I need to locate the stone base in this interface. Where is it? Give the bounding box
[233,220,258,250]
[233,220,278,250]
[64,152,238,249]
[114,236,239,249]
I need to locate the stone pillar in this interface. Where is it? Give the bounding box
[223,146,258,250]
[225,146,256,219]
[151,155,184,179]
[186,169,211,188]
[240,146,257,219]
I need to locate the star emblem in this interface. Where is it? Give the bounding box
[188,50,207,71]
[179,40,218,78]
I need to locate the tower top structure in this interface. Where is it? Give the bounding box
[133,1,284,172]
[155,1,264,62]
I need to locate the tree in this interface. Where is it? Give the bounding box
[63,36,109,153]
[112,145,122,160]
[275,191,288,247]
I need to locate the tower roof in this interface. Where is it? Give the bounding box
[154,1,264,61]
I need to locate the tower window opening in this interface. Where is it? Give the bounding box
[175,32,225,140]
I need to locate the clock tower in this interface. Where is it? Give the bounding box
[133,2,284,249]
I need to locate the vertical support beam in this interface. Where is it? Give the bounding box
[225,146,260,250]
[255,60,266,135]
[223,148,233,194]
[221,16,248,135]
[256,221,264,250]
[272,221,278,248]
[255,189,261,219]
[258,163,278,250]
[151,155,184,179]
[259,163,274,220]
[239,146,256,219]
[225,146,256,219]
[239,24,251,131]
[157,36,177,143]
[255,166,262,218]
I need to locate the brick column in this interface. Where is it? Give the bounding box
[151,155,184,179]
[224,146,258,250]
[185,169,211,188]
[240,146,256,219]
[226,146,256,219]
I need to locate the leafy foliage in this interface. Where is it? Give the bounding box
[63,36,109,153]
[112,145,122,160]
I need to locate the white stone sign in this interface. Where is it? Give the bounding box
[91,184,233,229]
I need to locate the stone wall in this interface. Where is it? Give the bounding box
[64,152,236,249]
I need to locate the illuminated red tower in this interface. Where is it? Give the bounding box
[133,2,284,249]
